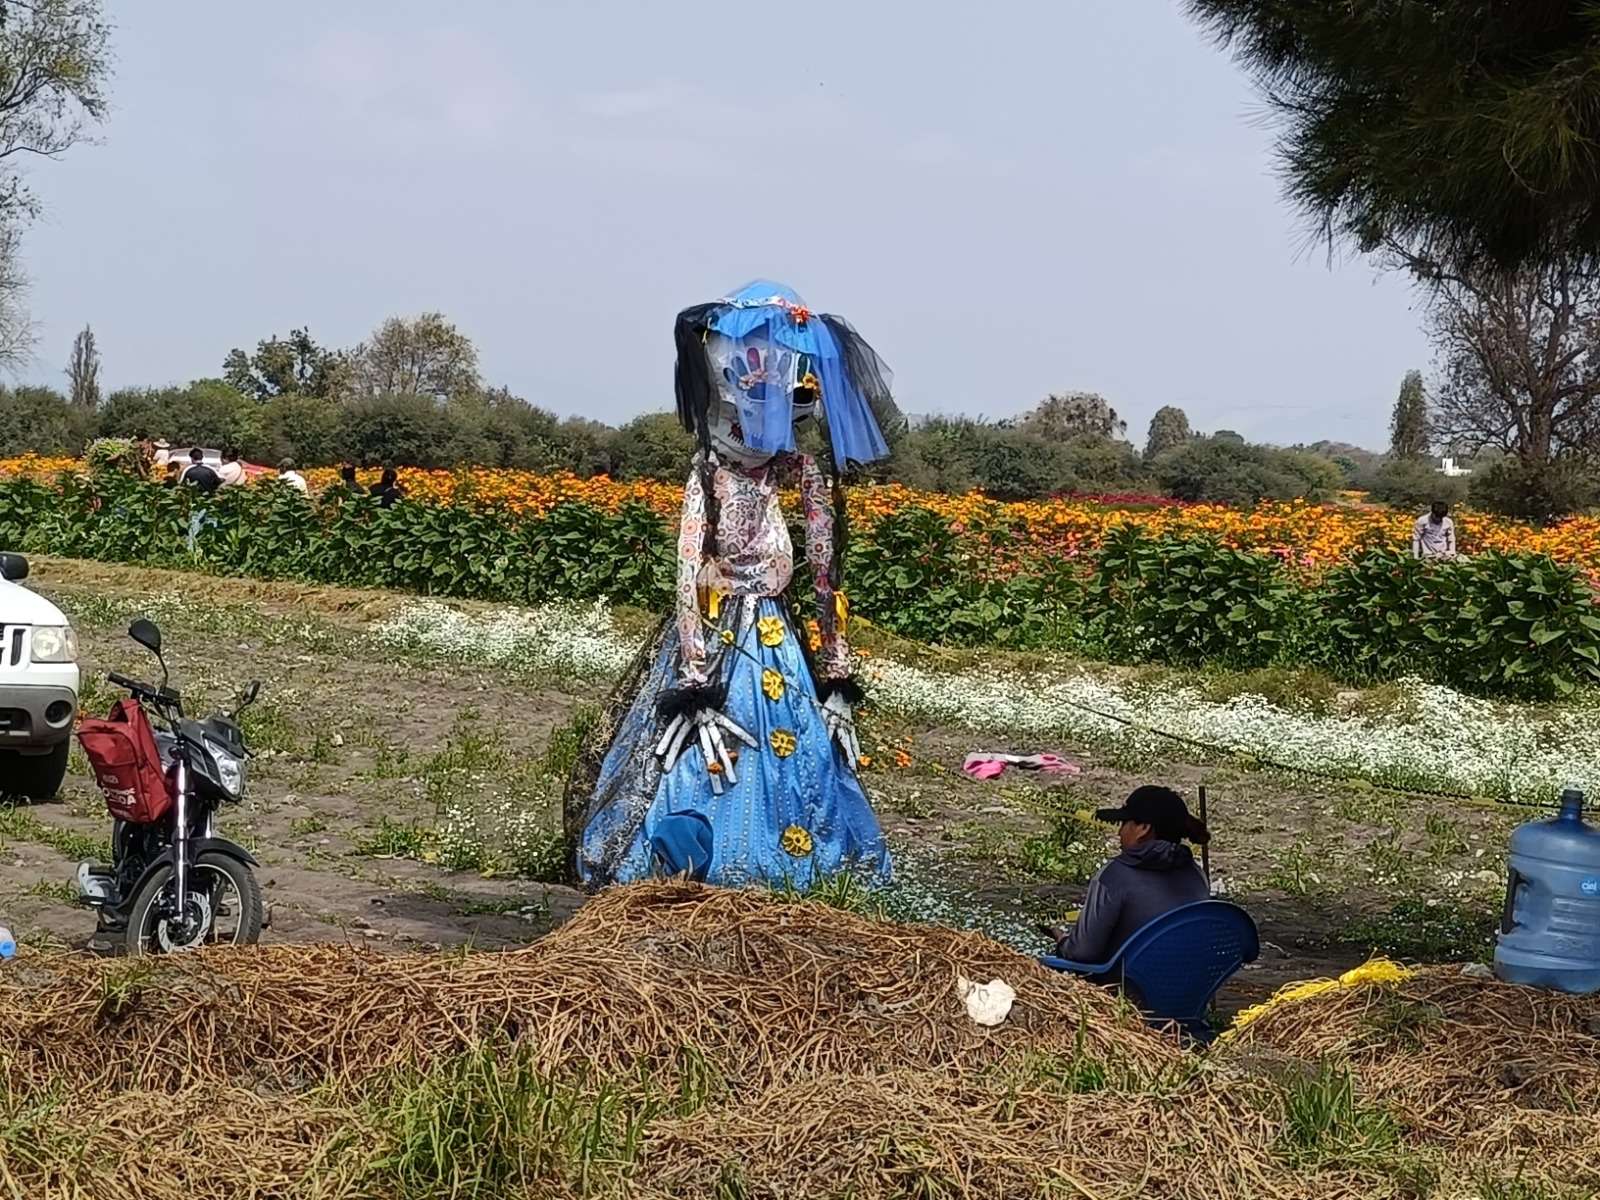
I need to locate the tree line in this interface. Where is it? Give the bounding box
[3,311,1406,504]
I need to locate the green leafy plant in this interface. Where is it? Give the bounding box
[1085,529,1297,667]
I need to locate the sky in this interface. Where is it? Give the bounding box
[17,0,1430,450]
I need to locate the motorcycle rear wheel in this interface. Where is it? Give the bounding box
[125,851,264,955]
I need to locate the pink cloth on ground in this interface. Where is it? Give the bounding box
[961,753,1081,780]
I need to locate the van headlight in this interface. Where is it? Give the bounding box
[30,626,77,663]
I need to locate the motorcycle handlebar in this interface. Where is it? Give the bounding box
[107,671,166,704]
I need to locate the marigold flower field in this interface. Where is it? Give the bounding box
[7,453,1600,572]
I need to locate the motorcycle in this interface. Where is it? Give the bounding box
[75,617,265,954]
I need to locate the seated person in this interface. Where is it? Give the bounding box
[1046,785,1210,963]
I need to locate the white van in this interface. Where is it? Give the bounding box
[0,553,79,799]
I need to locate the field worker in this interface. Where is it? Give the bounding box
[1044,786,1211,963]
[276,458,308,493]
[179,447,221,495]
[216,447,247,488]
[369,465,404,509]
[1412,500,1456,559]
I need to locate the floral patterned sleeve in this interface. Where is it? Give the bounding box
[798,455,850,679]
[676,463,709,686]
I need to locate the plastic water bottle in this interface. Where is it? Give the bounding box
[1494,787,1600,994]
[0,925,15,961]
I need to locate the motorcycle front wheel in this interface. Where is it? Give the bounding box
[125,851,264,955]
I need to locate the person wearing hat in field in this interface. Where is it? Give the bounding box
[1043,785,1211,963]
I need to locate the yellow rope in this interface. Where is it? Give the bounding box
[1223,957,1413,1039]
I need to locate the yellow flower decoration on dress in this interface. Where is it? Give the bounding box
[769,728,797,758]
[780,824,814,857]
[761,669,785,701]
[757,615,786,647]
[720,629,735,645]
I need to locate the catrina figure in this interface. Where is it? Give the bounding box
[566,281,902,890]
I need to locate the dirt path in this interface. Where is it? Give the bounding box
[2,558,1514,1016]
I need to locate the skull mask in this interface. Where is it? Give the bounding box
[705,333,818,467]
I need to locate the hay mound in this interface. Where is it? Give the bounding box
[635,1070,1313,1200]
[0,882,1178,1094]
[1219,966,1600,1184]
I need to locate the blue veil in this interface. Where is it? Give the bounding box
[673,280,900,469]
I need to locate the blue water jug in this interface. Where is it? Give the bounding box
[1494,788,1600,994]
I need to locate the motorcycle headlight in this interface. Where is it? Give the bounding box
[29,625,77,664]
[208,742,245,798]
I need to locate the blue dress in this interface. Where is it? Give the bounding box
[574,596,891,889]
[570,456,891,890]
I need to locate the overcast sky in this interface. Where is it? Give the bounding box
[18,1,1429,449]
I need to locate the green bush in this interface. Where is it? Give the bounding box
[1469,455,1598,523]
[1319,547,1600,697]
[1151,437,1336,505]
[1084,528,1298,667]
[6,473,1599,700]
[1368,457,1467,510]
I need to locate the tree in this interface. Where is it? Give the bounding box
[350,312,479,401]
[1153,437,1338,505]
[1388,370,1429,460]
[1186,2,1600,272]
[0,384,88,455]
[610,412,695,481]
[0,221,31,370]
[1144,405,1192,459]
[224,328,348,400]
[0,1,111,231]
[1020,391,1127,440]
[1417,256,1600,472]
[65,324,98,409]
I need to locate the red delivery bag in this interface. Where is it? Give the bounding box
[77,698,173,824]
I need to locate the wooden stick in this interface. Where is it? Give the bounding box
[1198,785,1211,884]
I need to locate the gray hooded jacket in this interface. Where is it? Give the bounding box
[1056,839,1209,963]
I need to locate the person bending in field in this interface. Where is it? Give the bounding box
[1412,500,1456,559]
[1044,786,1210,963]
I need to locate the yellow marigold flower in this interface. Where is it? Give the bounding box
[769,728,797,758]
[761,669,785,701]
[757,615,786,647]
[780,824,813,857]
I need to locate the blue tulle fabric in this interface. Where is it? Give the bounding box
[577,598,892,890]
[707,280,891,467]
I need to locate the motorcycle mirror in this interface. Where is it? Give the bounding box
[240,680,261,707]
[0,552,28,582]
[128,618,162,655]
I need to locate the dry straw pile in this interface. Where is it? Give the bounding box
[1,884,1596,1199]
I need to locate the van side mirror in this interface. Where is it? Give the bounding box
[0,552,27,582]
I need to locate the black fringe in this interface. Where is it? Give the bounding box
[656,682,728,723]
[816,676,866,706]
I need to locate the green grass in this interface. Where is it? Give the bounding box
[363,1044,652,1198]
[1263,839,1321,896]
[1276,1062,1401,1165]
[290,814,329,836]
[538,705,599,779]
[1343,898,1497,964]
[0,807,110,862]
[1018,807,1111,884]
[21,878,78,904]
[356,817,432,861]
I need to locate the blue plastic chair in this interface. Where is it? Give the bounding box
[1039,900,1259,1042]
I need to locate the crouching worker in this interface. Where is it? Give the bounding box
[1046,786,1210,963]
